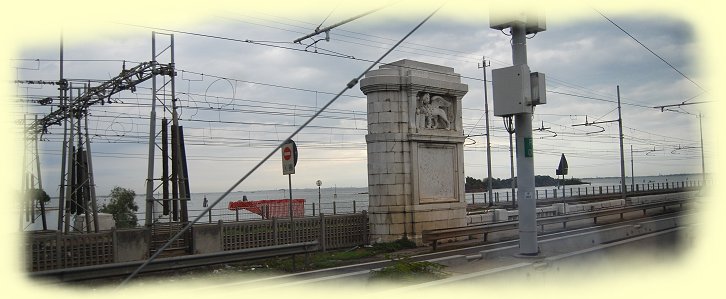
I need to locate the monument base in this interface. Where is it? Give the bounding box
[360,59,469,245]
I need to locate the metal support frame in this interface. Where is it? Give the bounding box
[144,32,190,229]
[54,84,100,233]
[21,115,46,229]
[24,32,172,234]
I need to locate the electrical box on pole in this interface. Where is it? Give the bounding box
[491,67,547,117]
[492,64,532,116]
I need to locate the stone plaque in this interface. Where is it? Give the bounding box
[417,144,457,204]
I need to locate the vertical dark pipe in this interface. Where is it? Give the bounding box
[178,126,190,223]
[162,118,169,216]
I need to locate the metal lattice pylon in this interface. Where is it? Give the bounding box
[144,32,191,228]
[21,115,49,231]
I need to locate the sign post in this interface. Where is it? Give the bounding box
[282,140,297,175]
[556,153,568,188]
[316,180,322,216]
[282,140,297,243]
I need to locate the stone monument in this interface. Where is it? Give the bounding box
[359,59,468,244]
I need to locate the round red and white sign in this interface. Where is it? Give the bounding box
[283,147,292,160]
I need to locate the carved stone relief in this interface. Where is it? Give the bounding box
[416,92,454,130]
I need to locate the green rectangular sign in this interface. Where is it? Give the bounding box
[524,137,533,157]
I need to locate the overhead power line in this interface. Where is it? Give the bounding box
[594,8,705,92]
[119,5,443,286]
[293,4,388,43]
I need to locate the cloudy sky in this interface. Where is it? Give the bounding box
[4,1,711,197]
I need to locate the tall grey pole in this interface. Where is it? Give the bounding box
[505,116,516,208]
[617,86,627,198]
[57,32,68,231]
[35,115,47,230]
[630,144,635,190]
[145,32,158,226]
[699,113,705,185]
[481,57,494,206]
[21,116,28,227]
[84,113,99,232]
[63,85,75,233]
[511,23,537,255]
[168,34,189,222]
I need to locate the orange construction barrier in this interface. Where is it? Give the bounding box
[228,199,305,219]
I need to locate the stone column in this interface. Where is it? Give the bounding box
[360,59,468,244]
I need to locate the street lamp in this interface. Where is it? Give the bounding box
[316,180,322,215]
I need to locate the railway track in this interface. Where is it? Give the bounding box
[44,194,695,289]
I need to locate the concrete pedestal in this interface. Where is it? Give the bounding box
[360,59,468,244]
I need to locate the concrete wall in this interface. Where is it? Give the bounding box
[114,228,149,263]
[192,223,222,254]
[74,213,116,231]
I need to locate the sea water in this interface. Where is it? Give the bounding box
[23,174,702,230]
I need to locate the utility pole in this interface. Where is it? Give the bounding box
[511,22,537,255]
[504,116,516,208]
[630,144,635,191]
[57,32,68,232]
[144,33,158,227]
[34,115,47,230]
[571,86,627,200]
[653,101,708,186]
[491,15,546,256]
[699,113,705,184]
[617,86,626,199]
[480,57,494,206]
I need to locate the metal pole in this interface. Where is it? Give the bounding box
[84,113,99,232]
[617,86,627,199]
[699,113,706,185]
[630,144,635,191]
[318,185,321,214]
[505,116,516,208]
[34,115,47,230]
[22,116,28,225]
[57,36,68,232]
[169,34,189,222]
[288,174,294,242]
[511,23,537,255]
[481,57,494,206]
[64,85,75,233]
[77,88,91,233]
[145,32,158,227]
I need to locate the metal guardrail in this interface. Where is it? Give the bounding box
[30,241,319,282]
[423,199,686,251]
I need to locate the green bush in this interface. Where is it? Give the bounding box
[369,257,449,282]
[100,187,138,228]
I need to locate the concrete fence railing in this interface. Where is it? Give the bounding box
[27,212,369,272]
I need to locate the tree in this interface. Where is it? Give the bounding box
[100,187,138,228]
[27,188,50,203]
